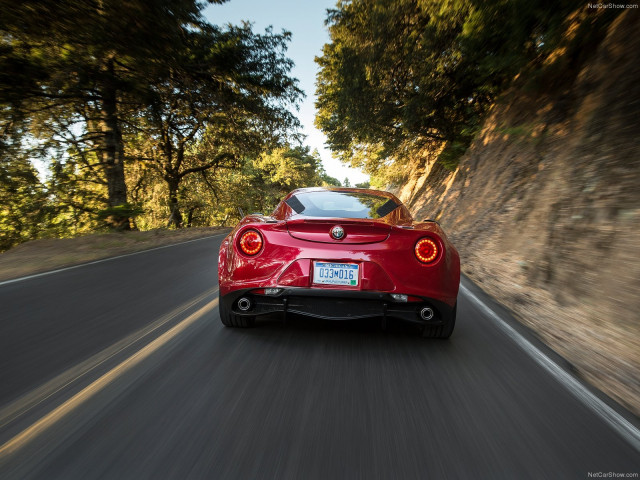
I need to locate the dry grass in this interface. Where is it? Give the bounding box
[0,227,229,282]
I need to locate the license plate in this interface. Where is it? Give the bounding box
[313,262,359,286]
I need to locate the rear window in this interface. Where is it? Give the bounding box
[285,191,399,219]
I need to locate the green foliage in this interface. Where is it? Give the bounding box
[522,6,619,95]
[0,0,231,229]
[438,141,468,171]
[0,155,51,251]
[123,145,329,229]
[0,0,307,243]
[320,173,342,187]
[5,1,610,248]
[217,146,327,220]
[315,0,587,182]
[495,122,537,139]
[127,23,303,228]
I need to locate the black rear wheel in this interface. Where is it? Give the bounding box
[422,302,456,339]
[219,292,255,328]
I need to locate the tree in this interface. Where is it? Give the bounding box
[0,153,51,251]
[235,146,326,215]
[315,0,585,178]
[198,146,327,224]
[127,24,302,228]
[0,0,227,229]
[320,173,342,187]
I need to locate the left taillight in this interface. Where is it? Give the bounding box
[239,230,263,255]
[415,237,439,264]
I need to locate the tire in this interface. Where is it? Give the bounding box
[219,292,255,328]
[422,302,456,339]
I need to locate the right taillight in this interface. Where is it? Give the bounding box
[239,230,263,255]
[415,238,438,263]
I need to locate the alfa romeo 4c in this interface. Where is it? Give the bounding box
[218,187,460,338]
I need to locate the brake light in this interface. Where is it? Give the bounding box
[239,230,263,255]
[415,238,438,263]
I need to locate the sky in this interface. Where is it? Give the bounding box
[203,0,369,186]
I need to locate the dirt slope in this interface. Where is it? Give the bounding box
[395,11,640,415]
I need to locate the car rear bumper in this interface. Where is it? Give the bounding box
[221,287,456,326]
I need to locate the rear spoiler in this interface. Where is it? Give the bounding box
[421,219,441,226]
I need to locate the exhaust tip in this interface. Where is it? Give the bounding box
[237,297,252,311]
[420,307,434,321]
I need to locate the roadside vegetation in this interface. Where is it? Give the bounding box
[3,1,621,254]
[0,0,340,252]
[315,0,619,186]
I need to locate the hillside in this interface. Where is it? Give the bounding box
[394,10,640,415]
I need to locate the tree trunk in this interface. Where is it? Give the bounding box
[167,177,183,228]
[101,58,130,230]
[186,207,195,228]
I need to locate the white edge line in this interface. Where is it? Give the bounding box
[0,233,228,287]
[460,282,640,453]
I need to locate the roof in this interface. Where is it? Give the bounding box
[287,186,400,201]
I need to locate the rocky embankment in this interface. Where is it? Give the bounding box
[395,11,640,415]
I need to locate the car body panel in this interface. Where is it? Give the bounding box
[286,219,391,244]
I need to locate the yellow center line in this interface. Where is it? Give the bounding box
[0,296,218,458]
[0,287,218,429]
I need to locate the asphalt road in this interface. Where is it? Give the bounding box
[0,235,638,479]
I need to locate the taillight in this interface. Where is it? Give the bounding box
[239,230,263,255]
[415,238,438,263]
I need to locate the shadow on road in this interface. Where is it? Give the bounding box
[219,313,461,358]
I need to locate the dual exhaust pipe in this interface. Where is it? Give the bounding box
[237,297,252,311]
[420,307,434,321]
[238,295,435,321]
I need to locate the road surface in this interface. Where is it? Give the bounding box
[0,235,638,479]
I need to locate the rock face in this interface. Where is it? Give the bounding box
[396,11,640,415]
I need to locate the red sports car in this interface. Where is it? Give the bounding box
[218,187,460,338]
